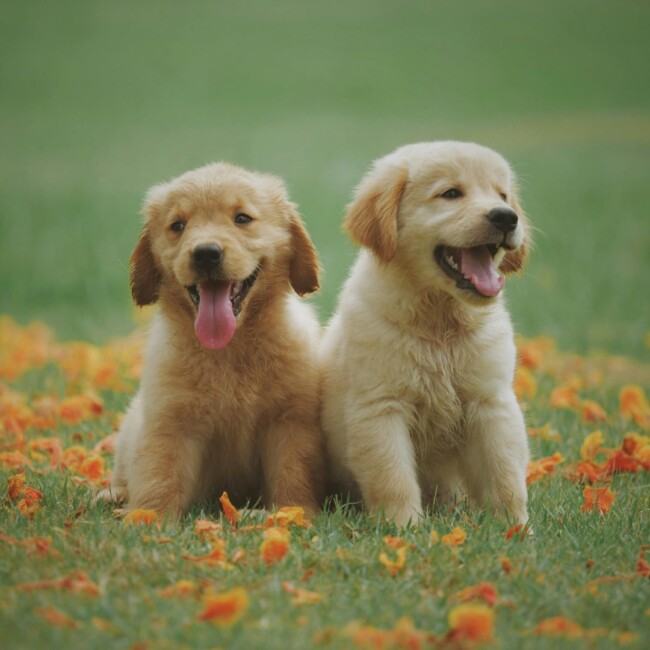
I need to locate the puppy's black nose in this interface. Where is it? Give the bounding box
[487,207,518,234]
[192,244,223,272]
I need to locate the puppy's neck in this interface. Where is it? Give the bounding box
[353,251,501,342]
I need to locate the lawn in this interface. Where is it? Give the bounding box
[1,1,649,648]
[1,320,649,649]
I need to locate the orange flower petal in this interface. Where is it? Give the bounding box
[581,486,615,514]
[570,459,607,483]
[448,603,494,643]
[378,546,407,577]
[184,539,230,567]
[526,451,565,484]
[17,571,99,597]
[198,587,249,626]
[159,580,197,598]
[28,436,63,466]
[499,556,513,574]
[580,430,604,460]
[580,400,607,423]
[194,518,222,540]
[382,535,408,550]
[7,473,27,500]
[505,524,526,541]
[94,434,117,455]
[441,526,467,547]
[619,385,650,428]
[0,450,30,468]
[78,455,105,481]
[260,527,290,566]
[123,509,158,526]
[529,616,584,638]
[451,583,499,607]
[282,581,323,605]
[517,336,555,370]
[61,445,87,472]
[219,491,241,525]
[514,366,537,401]
[266,506,308,528]
[636,546,650,577]
[550,381,582,409]
[35,606,79,628]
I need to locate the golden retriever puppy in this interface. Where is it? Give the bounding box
[97,162,325,519]
[322,141,531,527]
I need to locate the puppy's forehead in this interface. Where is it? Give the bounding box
[412,148,511,187]
[166,170,281,216]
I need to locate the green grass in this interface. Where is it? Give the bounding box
[1,340,649,649]
[1,0,649,355]
[2,481,648,650]
[0,320,649,648]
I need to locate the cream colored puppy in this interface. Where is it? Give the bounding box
[322,141,531,526]
[98,162,325,519]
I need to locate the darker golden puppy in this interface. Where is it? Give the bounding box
[98,162,325,519]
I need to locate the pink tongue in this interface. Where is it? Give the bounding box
[194,281,236,349]
[460,246,505,297]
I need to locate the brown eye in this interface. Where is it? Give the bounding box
[170,220,185,233]
[499,192,508,201]
[234,213,253,225]
[440,188,463,200]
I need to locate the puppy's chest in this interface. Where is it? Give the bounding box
[195,361,271,429]
[403,344,473,445]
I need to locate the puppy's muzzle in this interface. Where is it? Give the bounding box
[487,207,518,234]
[192,244,224,276]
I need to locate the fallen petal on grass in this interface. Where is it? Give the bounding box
[450,582,499,607]
[282,581,323,605]
[581,486,615,514]
[197,587,249,626]
[266,506,309,528]
[16,571,99,596]
[441,526,467,547]
[219,491,241,526]
[378,545,407,577]
[447,603,495,643]
[35,606,79,629]
[527,451,565,484]
[123,509,159,526]
[260,527,290,566]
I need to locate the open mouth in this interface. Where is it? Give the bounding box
[185,266,261,350]
[434,244,508,298]
[187,266,260,317]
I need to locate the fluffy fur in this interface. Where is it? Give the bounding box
[321,141,531,526]
[98,162,325,519]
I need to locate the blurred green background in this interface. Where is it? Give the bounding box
[1,0,649,356]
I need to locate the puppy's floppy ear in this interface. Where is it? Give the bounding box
[499,193,531,274]
[288,207,320,296]
[343,157,408,263]
[130,227,162,306]
[130,182,168,306]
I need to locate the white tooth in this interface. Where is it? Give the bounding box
[494,247,507,266]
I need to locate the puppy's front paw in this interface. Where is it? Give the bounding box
[382,503,422,528]
[96,485,128,504]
